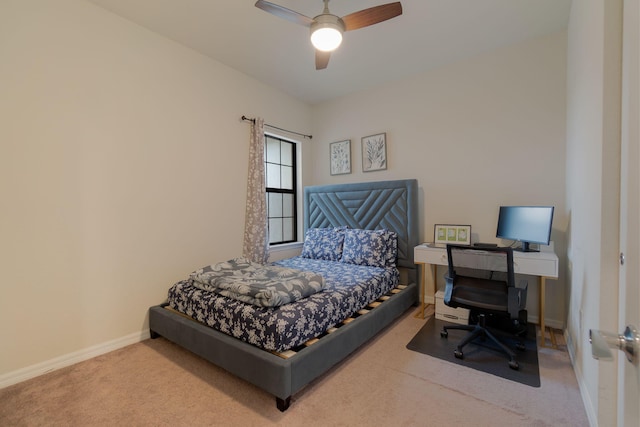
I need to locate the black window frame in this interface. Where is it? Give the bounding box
[264,134,298,246]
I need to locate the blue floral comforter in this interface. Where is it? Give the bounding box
[167,256,399,352]
[189,257,325,308]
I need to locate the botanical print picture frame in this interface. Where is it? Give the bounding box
[330,140,351,175]
[434,224,472,246]
[361,132,387,172]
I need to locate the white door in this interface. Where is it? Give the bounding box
[618,1,640,425]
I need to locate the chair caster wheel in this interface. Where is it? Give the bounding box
[454,349,463,359]
[516,342,525,351]
[440,330,448,338]
[509,360,519,370]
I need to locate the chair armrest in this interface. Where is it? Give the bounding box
[517,279,528,306]
[507,280,528,318]
[443,273,455,306]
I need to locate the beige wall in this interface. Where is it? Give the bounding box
[310,32,568,327]
[0,0,311,377]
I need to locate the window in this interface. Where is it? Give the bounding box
[265,135,297,245]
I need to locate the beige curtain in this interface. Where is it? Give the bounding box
[243,117,269,264]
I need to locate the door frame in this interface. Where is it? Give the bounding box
[617,1,640,425]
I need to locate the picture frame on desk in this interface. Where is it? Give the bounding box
[434,224,471,246]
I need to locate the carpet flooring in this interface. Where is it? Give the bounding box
[0,309,589,426]
[406,318,540,387]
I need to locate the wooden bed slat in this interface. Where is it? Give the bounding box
[277,350,297,359]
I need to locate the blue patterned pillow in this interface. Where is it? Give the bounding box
[342,229,396,268]
[383,231,398,267]
[301,227,345,261]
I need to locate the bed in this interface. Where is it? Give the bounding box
[148,179,419,411]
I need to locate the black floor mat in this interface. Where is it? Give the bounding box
[407,318,540,387]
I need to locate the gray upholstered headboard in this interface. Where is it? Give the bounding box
[304,179,419,274]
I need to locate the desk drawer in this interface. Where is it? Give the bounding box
[435,291,469,325]
[513,256,558,277]
[414,245,448,265]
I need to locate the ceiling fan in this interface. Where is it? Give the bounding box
[255,0,403,70]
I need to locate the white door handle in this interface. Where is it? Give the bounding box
[589,325,639,365]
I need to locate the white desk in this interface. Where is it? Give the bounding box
[413,244,559,348]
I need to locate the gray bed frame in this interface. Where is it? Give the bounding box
[149,179,419,411]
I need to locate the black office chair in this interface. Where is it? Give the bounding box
[440,244,528,370]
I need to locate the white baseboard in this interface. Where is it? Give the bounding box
[565,329,597,427]
[0,329,150,389]
[527,315,564,330]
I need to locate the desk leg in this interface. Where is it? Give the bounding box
[414,262,427,319]
[427,264,436,304]
[539,276,558,349]
[413,262,437,319]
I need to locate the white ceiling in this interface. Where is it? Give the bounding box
[86,0,572,105]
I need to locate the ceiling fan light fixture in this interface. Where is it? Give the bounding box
[310,15,345,52]
[255,0,404,69]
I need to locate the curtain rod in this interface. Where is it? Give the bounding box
[241,116,312,140]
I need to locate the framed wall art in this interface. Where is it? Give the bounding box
[330,140,351,175]
[361,132,387,172]
[434,224,472,246]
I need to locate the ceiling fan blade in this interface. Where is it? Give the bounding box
[342,2,403,31]
[254,0,314,27]
[315,50,331,70]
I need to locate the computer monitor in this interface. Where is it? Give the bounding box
[496,206,554,252]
